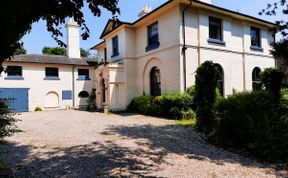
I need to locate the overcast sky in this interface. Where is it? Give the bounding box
[21,0,285,54]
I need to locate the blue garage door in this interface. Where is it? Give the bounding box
[0,88,29,112]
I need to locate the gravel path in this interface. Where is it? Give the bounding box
[0,110,284,177]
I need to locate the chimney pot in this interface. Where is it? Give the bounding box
[138,5,152,18]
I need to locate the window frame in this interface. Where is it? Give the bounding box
[209,16,223,41]
[111,36,119,57]
[252,67,262,91]
[44,67,59,80]
[77,69,90,80]
[5,66,24,80]
[150,66,161,96]
[250,27,263,51]
[146,22,160,52]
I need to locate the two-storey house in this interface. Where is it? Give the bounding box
[92,0,276,111]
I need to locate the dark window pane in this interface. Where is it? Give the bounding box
[78,69,89,79]
[78,91,89,98]
[251,27,261,47]
[215,64,224,96]
[209,17,222,40]
[7,66,22,76]
[150,67,161,96]
[252,67,261,90]
[45,67,59,77]
[112,36,119,56]
[148,22,159,46]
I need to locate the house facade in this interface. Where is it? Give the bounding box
[0,20,97,112]
[92,0,276,111]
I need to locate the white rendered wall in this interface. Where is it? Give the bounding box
[0,62,95,111]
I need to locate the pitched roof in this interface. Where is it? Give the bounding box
[93,0,275,44]
[6,54,98,66]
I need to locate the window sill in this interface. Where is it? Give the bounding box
[5,76,24,80]
[208,39,226,46]
[250,46,263,52]
[44,77,60,80]
[145,43,160,52]
[111,53,119,58]
[77,78,91,81]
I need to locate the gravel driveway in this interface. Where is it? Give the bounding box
[0,110,283,177]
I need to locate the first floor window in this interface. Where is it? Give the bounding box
[252,67,261,91]
[148,22,159,47]
[45,67,59,78]
[150,66,161,96]
[209,17,222,41]
[7,66,22,77]
[78,69,90,80]
[251,27,261,47]
[112,36,119,57]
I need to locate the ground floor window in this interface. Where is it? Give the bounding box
[252,67,261,91]
[215,64,224,96]
[150,66,161,96]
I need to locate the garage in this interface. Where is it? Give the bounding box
[0,88,29,112]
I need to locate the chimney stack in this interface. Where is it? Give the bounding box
[138,5,152,18]
[66,18,81,58]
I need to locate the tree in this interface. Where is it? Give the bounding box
[259,0,288,61]
[0,0,120,71]
[14,44,27,55]
[193,61,220,134]
[80,48,90,57]
[42,46,67,56]
[0,99,19,141]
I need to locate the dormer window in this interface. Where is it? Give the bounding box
[146,22,160,52]
[112,36,119,57]
[250,27,263,51]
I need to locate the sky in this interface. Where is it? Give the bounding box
[21,0,285,55]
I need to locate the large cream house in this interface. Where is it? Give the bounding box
[92,0,276,111]
[0,0,276,112]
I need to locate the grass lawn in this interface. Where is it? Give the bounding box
[175,118,197,127]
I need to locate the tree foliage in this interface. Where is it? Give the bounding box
[0,0,120,69]
[0,99,19,140]
[42,47,67,56]
[259,0,288,61]
[261,68,284,98]
[193,61,219,134]
[14,44,27,55]
[80,48,90,57]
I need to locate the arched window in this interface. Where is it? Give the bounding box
[78,91,89,98]
[215,64,224,96]
[150,67,161,96]
[102,78,106,103]
[252,67,261,91]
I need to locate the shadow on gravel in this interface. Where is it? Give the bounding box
[104,124,274,169]
[0,141,165,177]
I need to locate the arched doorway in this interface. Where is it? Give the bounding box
[215,64,224,96]
[78,91,89,106]
[252,67,261,91]
[150,66,161,96]
[45,91,59,108]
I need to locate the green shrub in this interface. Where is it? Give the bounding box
[261,68,284,97]
[34,107,42,112]
[0,99,19,140]
[194,61,220,134]
[281,88,288,100]
[211,90,288,162]
[179,109,196,120]
[186,85,196,97]
[128,92,194,119]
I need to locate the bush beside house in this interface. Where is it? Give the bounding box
[128,93,194,120]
